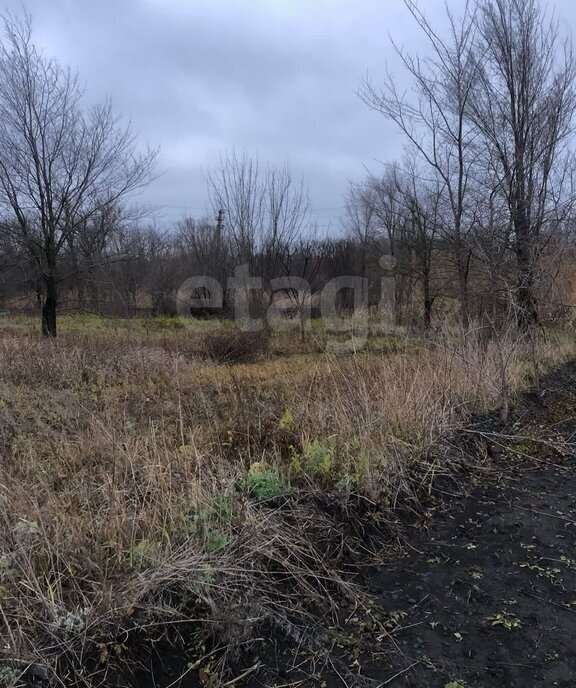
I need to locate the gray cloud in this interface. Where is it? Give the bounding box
[0,0,573,229]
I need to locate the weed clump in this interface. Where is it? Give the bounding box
[242,462,286,500]
[202,328,270,364]
[291,440,336,480]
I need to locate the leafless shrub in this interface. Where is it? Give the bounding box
[202,328,270,364]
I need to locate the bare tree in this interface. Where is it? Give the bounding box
[0,13,156,335]
[469,0,576,330]
[368,167,414,325]
[393,165,442,330]
[270,229,323,343]
[343,181,379,304]
[63,203,126,309]
[206,152,313,315]
[206,152,264,267]
[262,163,311,289]
[176,216,229,296]
[360,0,479,329]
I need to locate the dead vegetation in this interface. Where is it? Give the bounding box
[0,317,574,685]
[201,328,270,365]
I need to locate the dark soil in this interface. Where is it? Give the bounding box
[237,463,576,688]
[240,367,576,688]
[359,458,576,687]
[130,364,576,688]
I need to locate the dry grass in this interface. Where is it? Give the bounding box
[0,317,574,685]
[201,328,270,364]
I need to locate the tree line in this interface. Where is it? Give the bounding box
[0,0,576,336]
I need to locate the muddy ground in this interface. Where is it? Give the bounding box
[138,364,576,688]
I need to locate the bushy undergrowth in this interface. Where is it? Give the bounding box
[0,319,574,685]
[201,327,270,364]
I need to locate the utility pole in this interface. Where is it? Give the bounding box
[216,208,224,237]
[215,208,226,311]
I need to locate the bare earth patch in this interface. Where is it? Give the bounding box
[236,367,576,687]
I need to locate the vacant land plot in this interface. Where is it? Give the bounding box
[0,315,574,687]
[242,364,576,687]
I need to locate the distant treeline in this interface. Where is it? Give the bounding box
[1,0,576,335]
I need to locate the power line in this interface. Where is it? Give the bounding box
[148,204,347,213]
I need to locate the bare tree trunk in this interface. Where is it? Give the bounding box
[456,247,471,330]
[42,272,57,338]
[516,221,538,331]
[424,294,433,331]
[0,14,156,337]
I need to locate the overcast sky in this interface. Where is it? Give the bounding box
[2,0,573,231]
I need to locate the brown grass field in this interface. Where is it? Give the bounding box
[0,314,574,686]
